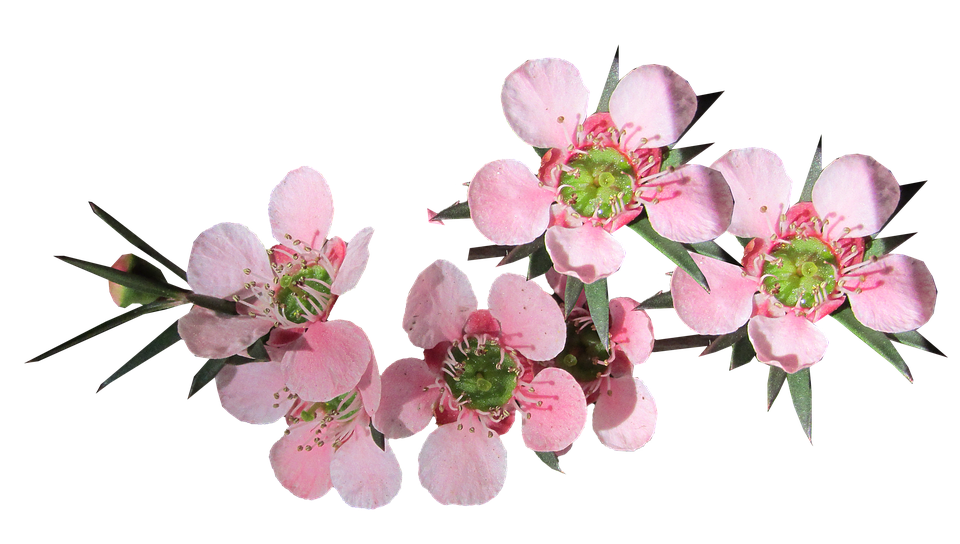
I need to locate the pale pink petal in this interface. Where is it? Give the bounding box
[749,314,828,374]
[468,160,555,245]
[501,58,588,149]
[609,64,697,149]
[813,154,900,238]
[270,423,334,500]
[545,225,625,284]
[643,164,733,243]
[357,354,382,416]
[374,358,439,439]
[178,306,273,359]
[215,361,292,424]
[711,148,793,238]
[609,298,654,366]
[488,274,566,361]
[848,254,937,333]
[330,419,402,509]
[329,227,373,296]
[593,376,657,451]
[672,253,759,335]
[418,415,507,505]
[269,166,334,249]
[403,260,478,349]
[187,222,271,297]
[281,320,372,402]
[521,367,587,451]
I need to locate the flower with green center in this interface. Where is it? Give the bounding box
[445,338,519,411]
[761,236,838,308]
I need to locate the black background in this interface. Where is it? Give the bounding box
[30,44,954,514]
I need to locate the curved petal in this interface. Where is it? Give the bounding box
[545,224,625,284]
[270,423,335,500]
[848,254,937,333]
[468,160,555,245]
[374,358,440,439]
[813,154,900,238]
[711,148,793,238]
[593,376,657,451]
[357,353,382,417]
[488,274,566,361]
[269,166,334,249]
[643,164,733,243]
[330,227,373,295]
[520,367,587,452]
[462,309,502,337]
[501,58,588,149]
[418,416,507,505]
[608,298,654,366]
[215,361,293,424]
[178,306,273,359]
[749,314,828,374]
[403,260,477,349]
[330,419,402,509]
[609,64,697,149]
[281,320,373,402]
[187,222,271,297]
[672,253,758,335]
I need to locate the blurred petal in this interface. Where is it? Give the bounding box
[672,253,758,334]
[468,160,555,245]
[813,154,900,238]
[488,274,566,360]
[501,58,588,148]
[331,227,373,295]
[187,222,271,297]
[609,298,654,366]
[643,164,733,243]
[545,224,625,284]
[178,306,272,359]
[848,254,937,333]
[419,416,507,505]
[521,367,587,452]
[593,376,657,451]
[749,314,828,373]
[282,320,372,402]
[269,166,334,249]
[609,64,697,149]
[374,358,439,439]
[330,420,402,509]
[403,260,477,349]
[711,148,793,238]
[216,361,292,424]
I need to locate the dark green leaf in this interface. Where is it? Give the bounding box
[863,233,916,259]
[685,240,738,266]
[468,245,513,261]
[674,91,722,144]
[185,293,239,315]
[370,422,386,451]
[626,213,709,291]
[887,330,945,357]
[498,235,545,266]
[584,279,609,351]
[57,256,188,300]
[729,336,756,370]
[526,246,553,280]
[90,202,189,282]
[767,366,787,410]
[653,334,716,352]
[188,358,226,398]
[786,368,813,443]
[97,321,182,392]
[564,276,584,317]
[736,236,753,247]
[881,181,926,232]
[700,324,746,356]
[535,451,563,473]
[798,136,823,202]
[534,146,550,158]
[832,304,912,382]
[637,291,673,310]
[246,338,270,362]
[595,46,619,113]
[661,143,714,171]
[430,201,470,221]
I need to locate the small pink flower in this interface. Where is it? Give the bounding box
[374,260,586,505]
[672,149,937,373]
[468,59,733,283]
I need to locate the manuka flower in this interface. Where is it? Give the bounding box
[468,58,733,283]
[672,149,937,373]
[374,260,586,505]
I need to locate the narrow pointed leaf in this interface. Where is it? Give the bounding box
[246,338,270,362]
[430,201,470,221]
[832,305,912,382]
[736,236,752,247]
[467,244,513,261]
[887,330,945,357]
[526,246,553,280]
[584,278,609,351]
[596,46,619,113]
[57,256,188,299]
[534,146,550,158]
[786,368,813,443]
[685,240,738,266]
[863,232,916,259]
[498,235,544,266]
[767,366,787,410]
[535,451,563,473]
[626,214,709,291]
[370,423,386,451]
[637,291,673,310]
[729,336,756,370]
[653,334,716,352]
[185,293,239,315]
[97,321,182,392]
[90,202,189,281]
[798,136,823,202]
[564,276,584,317]
[188,358,227,398]
[700,324,747,356]
[661,143,714,171]
[881,181,927,231]
[675,91,722,144]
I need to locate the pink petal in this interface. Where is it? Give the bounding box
[330,227,373,295]
[643,164,733,243]
[357,354,382,416]
[468,160,555,245]
[281,320,373,402]
[269,166,334,250]
[270,423,334,500]
[215,361,293,424]
[488,274,566,361]
[330,418,402,509]
[374,358,439,439]
[501,58,588,149]
[187,222,271,297]
[812,154,900,238]
[178,306,273,359]
[545,224,625,284]
[672,253,759,335]
[593,376,657,451]
[520,367,588,451]
[609,64,697,149]
[462,309,502,337]
[418,415,507,505]
[748,314,828,374]
[608,298,654,366]
[711,148,794,238]
[403,260,478,349]
[848,254,937,333]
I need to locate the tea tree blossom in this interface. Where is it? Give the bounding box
[672,149,937,373]
[374,260,587,505]
[468,58,733,283]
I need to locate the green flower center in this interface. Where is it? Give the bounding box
[559,147,635,219]
[444,339,519,411]
[762,237,838,308]
[276,264,332,324]
[555,323,610,383]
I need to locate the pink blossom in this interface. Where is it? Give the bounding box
[672,149,937,373]
[468,59,734,283]
[374,260,586,505]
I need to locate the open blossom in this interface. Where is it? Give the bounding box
[672,149,938,373]
[374,260,586,505]
[468,58,733,283]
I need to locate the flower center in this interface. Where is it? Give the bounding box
[762,237,838,308]
[555,323,610,383]
[559,147,635,219]
[444,338,519,411]
[275,264,332,324]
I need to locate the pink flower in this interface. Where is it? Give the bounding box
[374,260,586,505]
[672,149,938,373]
[468,59,734,283]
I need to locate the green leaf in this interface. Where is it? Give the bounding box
[564,276,584,317]
[595,46,619,113]
[498,235,545,266]
[798,136,823,202]
[674,91,722,144]
[700,324,747,356]
[188,358,227,398]
[736,236,752,247]
[57,256,188,300]
[881,181,926,232]
[684,240,738,266]
[90,202,189,282]
[97,321,182,392]
[27,299,182,363]
[786,368,813,443]
[729,336,756,370]
[370,423,386,451]
[535,451,563,473]
[660,143,714,171]
[767,366,787,410]
[526,246,553,280]
[467,244,513,261]
[887,330,945,357]
[584,279,609,351]
[863,233,916,259]
[534,146,550,158]
[626,213,709,291]
[832,304,912,382]
[637,291,673,310]
[653,334,716,352]
[246,337,270,362]
[430,201,470,221]
[185,293,239,315]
